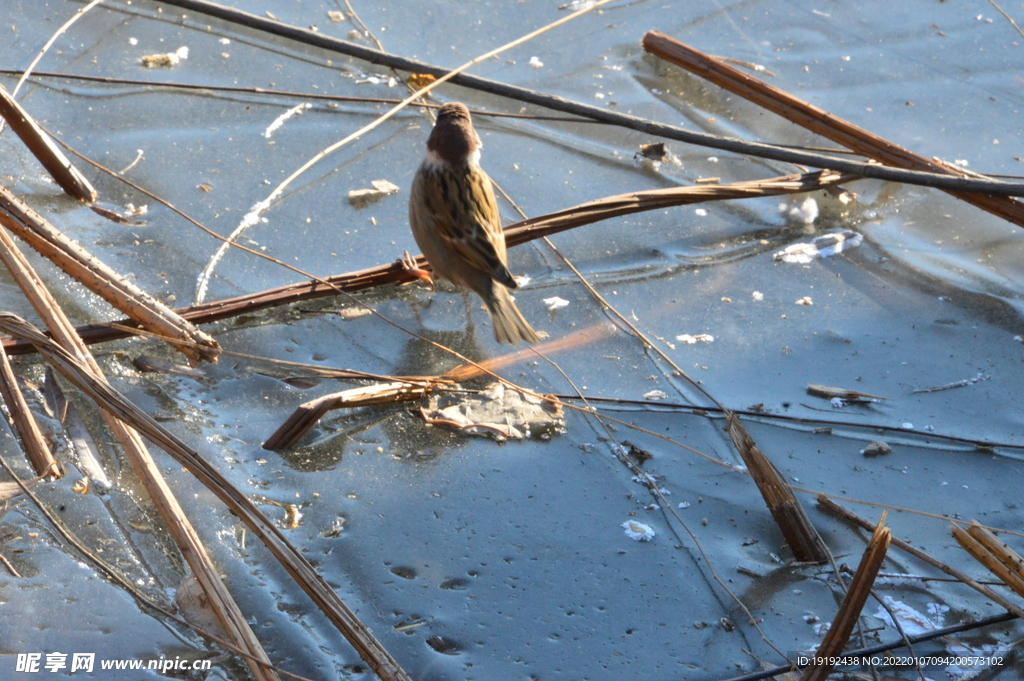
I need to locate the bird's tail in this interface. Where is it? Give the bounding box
[487,286,539,345]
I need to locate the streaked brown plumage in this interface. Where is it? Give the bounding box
[408,102,539,344]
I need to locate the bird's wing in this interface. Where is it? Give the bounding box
[421,165,516,288]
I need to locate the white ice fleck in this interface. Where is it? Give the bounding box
[874,596,948,637]
[778,197,819,224]
[529,56,544,69]
[678,501,690,509]
[675,333,714,344]
[694,208,708,216]
[219,37,231,45]
[543,296,569,311]
[622,520,656,542]
[643,390,668,400]
[129,37,138,46]
[773,230,863,263]
[752,291,764,301]
[901,422,914,430]
[830,397,847,409]
[264,103,311,138]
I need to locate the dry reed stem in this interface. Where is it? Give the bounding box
[799,518,890,681]
[726,414,829,563]
[954,521,1024,601]
[0,314,410,681]
[641,31,1024,229]
[263,380,441,450]
[0,169,853,356]
[0,184,220,364]
[0,86,98,203]
[817,495,1024,620]
[0,229,278,680]
[0,339,58,478]
[0,476,41,501]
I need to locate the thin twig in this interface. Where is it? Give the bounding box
[987,0,1024,39]
[151,0,1024,196]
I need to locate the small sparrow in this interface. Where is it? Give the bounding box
[408,102,539,345]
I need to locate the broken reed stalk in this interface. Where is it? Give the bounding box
[0,184,220,364]
[0,85,97,203]
[641,31,1024,229]
[0,342,58,478]
[0,314,410,681]
[726,414,829,563]
[799,517,890,681]
[953,521,1024,601]
[263,324,615,450]
[155,0,1024,196]
[817,495,1024,619]
[0,227,279,681]
[0,170,855,356]
[263,381,441,450]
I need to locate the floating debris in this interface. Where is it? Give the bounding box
[642,389,668,401]
[528,56,544,69]
[622,520,655,542]
[795,296,813,306]
[348,179,400,206]
[141,46,189,68]
[406,73,436,90]
[774,230,863,264]
[861,441,892,458]
[912,372,990,394]
[637,142,667,162]
[418,382,564,441]
[807,383,886,403]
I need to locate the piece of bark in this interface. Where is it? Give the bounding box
[726,413,828,563]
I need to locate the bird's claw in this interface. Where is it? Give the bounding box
[400,250,434,291]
